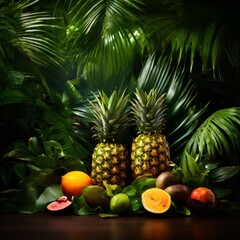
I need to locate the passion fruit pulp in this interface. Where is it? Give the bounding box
[141,188,171,214]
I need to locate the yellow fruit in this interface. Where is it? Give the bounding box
[61,171,93,198]
[141,188,171,214]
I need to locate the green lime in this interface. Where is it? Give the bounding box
[110,193,131,214]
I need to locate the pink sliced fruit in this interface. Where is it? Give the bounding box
[47,196,72,211]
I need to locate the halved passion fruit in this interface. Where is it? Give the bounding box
[141,188,171,214]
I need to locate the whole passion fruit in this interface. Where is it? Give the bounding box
[156,171,178,189]
[82,185,110,210]
[165,184,190,204]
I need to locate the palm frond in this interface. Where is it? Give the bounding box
[0,1,64,78]
[184,107,240,164]
[65,0,144,86]
[140,0,240,78]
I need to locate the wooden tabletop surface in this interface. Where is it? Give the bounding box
[1,212,239,240]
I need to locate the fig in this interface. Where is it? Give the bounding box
[82,185,110,210]
[47,196,72,214]
[156,171,178,189]
[164,184,190,204]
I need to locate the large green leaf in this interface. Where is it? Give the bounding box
[208,166,240,183]
[0,1,64,77]
[185,107,240,164]
[140,0,240,77]
[64,0,144,89]
[35,88,92,169]
[18,169,59,214]
[35,184,63,212]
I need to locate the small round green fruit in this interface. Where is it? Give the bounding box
[110,193,131,214]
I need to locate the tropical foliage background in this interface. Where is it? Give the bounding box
[0,0,240,214]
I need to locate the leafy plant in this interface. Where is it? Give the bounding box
[140,0,240,79]
[64,0,144,84]
[184,108,240,164]
[178,107,240,187]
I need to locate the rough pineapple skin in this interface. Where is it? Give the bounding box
[131,133,170,179]
[91,142,129,188]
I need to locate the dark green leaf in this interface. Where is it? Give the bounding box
[122,185,137,198]
[103,181,122,197]
[18,169,59,214]
[35,184,63,211]
[129,197,143,213]
[28,137,41,155]
[99,213,119,218]
[43,140,65,159]
[208,166,240,183]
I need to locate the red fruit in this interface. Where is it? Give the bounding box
[189,187,216,210]
[47,196,72,213]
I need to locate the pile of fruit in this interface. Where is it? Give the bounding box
[46,170,217,217]
[45,88,231,217]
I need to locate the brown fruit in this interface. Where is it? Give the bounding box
[164,184,190,204]
[82,185,110,210]
[141,188,171,214]
[156,171,178,189]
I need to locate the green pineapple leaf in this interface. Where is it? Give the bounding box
[88,89,131,142]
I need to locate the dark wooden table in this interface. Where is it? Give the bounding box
[0,212,239,240]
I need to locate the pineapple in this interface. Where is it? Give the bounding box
[89,89,131,188]
[130,88,170,180]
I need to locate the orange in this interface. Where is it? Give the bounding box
[141,188,171,214]
[61,171,93,198]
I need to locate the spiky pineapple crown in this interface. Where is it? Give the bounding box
[131,88,167,134]
[89,89,131,142]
